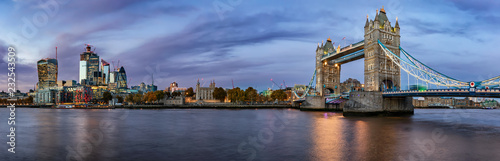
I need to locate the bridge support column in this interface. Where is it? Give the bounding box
[299,96,325,110]
[343,91,413,116]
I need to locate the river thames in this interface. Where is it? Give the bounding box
[1,108,500,161]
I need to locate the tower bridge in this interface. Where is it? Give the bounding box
[298,7,500,116]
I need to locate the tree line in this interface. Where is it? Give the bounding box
[212,87,288,103]
[0,96,34,105]
[93,86,289,105]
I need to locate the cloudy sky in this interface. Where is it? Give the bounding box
[1,0,500,92]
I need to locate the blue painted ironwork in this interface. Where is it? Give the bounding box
[332,49,365,64]
[321,40,365,61]
[378,40,469,87]
[293,70,317,99]
[383,89,500,98]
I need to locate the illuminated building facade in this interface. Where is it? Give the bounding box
[101,59,110,84]
[37,58,58,90]
[167,82,187,93]
[79,60,87,84]
[79,45,100,85]
[116,66,127,91]
[195,79,216,100]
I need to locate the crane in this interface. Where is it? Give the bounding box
[270,79,282,90]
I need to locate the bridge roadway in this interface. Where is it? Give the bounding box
[382,89,500,98]
[321,40,365,64]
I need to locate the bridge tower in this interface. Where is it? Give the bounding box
[316,37,341,96]
[363,7,401,92]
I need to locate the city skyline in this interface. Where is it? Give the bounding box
[1,0,500,92]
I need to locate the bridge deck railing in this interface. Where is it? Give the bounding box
[383,89,500,94]
[321,40,365,59]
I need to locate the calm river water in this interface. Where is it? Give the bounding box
[1,108,500,161]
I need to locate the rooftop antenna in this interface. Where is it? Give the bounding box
[152,73,154,85]
[55,47,57,60]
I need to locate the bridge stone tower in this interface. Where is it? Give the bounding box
[315,37,341,96]
[363,7,401,91]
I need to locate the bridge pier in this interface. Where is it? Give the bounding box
[343,91,413,116]
[299,96,325,110]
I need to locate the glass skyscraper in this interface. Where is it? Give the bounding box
[79,45,100,85]
[116,66,127,89]
[37,58,58,90]
[101,59,110,84]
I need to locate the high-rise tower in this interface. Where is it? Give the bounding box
[363,7,401,91]
[101,59,110,84]
[315,37,341,96]
[116,66,127,89]
[37,58,58,89]
[79,45,100,85]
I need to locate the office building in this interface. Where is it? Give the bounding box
[116,66,127,90]
[37,58,58,90]
[101,59,110,84]
[79,45,100,85]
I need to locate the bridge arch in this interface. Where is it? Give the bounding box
[324,88,334,95]
[380,79,395,91]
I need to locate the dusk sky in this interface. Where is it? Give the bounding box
[1,0,500,92]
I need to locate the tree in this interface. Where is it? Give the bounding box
[172,91,181,97]
[154,90,165,102]
[245,87,258,103]
[164,91,171,98]
[125,94,134,104]
[22,96,33,104]
[237,88,246,102]
[213,87,227,102]
[227,87,239,103]
[116,96,124,103]
[227,87,246,103]
[144,91,157,103]
[271,90,287,101]
[103,91,113,103]
[133,93,143,104]
[185,87,194,97]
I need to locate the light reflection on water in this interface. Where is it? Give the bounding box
[1,108,500,161]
